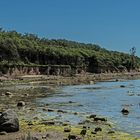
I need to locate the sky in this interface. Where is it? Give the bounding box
[1,0,140,56]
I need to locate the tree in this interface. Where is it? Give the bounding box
[130,46,136,69]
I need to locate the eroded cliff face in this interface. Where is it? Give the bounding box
[0,64,131,78]
[0,65,80,77]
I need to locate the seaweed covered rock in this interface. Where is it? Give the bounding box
[94,127,102,132]
[64,127,71,132]
[0,109,19,132]
[94,117,107,122]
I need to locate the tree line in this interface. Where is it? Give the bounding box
[0,28,140,73]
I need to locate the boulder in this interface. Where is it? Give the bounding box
[0,109,19,132]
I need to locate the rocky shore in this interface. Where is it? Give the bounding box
[1,71,140,85]
[0,72,140,140]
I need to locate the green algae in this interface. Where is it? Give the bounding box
[19,119,140,140]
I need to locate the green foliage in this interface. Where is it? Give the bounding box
[0,28,140,73]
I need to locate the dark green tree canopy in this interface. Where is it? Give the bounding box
[0,28,139,73]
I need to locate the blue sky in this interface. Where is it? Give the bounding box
[1,0,140,56]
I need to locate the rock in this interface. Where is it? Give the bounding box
[64,127,71,132]
[121,108,129,115]
[77,104,83,107]
[91,131,97,134]
[17,101,25,107]
[0,131,7,135]
[32,136,39,140]
[42,121,55,125]
[128,93,135,96]
[74,112,78,115]
[47,108,55,112]
[33,117,39,120]
[108,130,115,134]
[46,133,50,138]
[0,109,19,132]
[28,121,33,126]
[91,127,102,135]
[68,134,77,139]
[78,119,91,125]
[78,122,84,125]
[94,117,107,122]
[62,122,69,126]
[24,93,29,96]
[5,92,13,96]
[120,85,125,88]
[68,101,73,103]
[89,114,96,118]
[19,78,24,81]
[94,127,102,132]
[80,129,86,136]
[83,126,87,129]
[57,110,67,113]
[42,135,46,139]
[42,108,48,111]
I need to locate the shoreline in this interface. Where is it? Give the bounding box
[1,71,140,85]
[16,72,140,87]
[0,72,140,140]
[0,71,140,84]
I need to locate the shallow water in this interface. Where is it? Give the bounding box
[1,79,140,136]
[37,79,140,136]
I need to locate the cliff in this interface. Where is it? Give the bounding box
[0,29,140,76]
